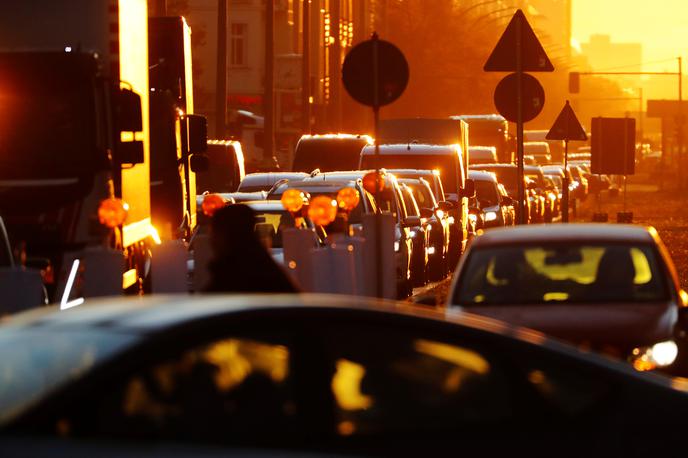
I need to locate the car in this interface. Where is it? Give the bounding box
[523,141,552,165]
[447,224,687,373]
[399,183,431,287]
[237,172,310,193]
[468,170,515,229]
[291,134,373,173]
[468,146,498,164]
[359,144,475,266]
[267,179,377,237]
[397,177,451,280]
[567,165,589,200]
[244,200,322,265]
[385,169,448,207]
[303,170,414,297]
[2,295,688,456]
[524,165,556,223]
[471,163,531,224]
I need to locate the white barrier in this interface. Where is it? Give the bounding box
[191,233,213,292]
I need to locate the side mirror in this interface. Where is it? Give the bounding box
[186,114,208,154]
[419,208,434,219]
[527,181,538,190]
[190,153,210,173]
[115,87,143,132]
[403,216,421,228]
[460,179,476,198]
[500,195,514,206]
[116,140,144,164]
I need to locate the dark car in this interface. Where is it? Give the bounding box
[468,170,515,229]
[2,295,688,457]
[524,165,556,223]
[399,183,431,287]
[471,164,531,224]
[237,172,309,193]
[292,134,372,173]
[398,177,451,280]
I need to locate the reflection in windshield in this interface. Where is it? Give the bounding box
[455,244,668,305]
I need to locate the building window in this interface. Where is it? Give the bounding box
[230,23,247,67]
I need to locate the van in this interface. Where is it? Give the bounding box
[196,140,246,193]
[360,143,474,262]
[292,134,373,172]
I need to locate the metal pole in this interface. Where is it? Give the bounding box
[301,0,311,134]
[372,32,382,298]
[638,87,643,144]
[215,0,227,138]
[264,0,275,163]
[563,139,569,223]
[516,14,525,224]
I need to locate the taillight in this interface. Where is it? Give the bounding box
[98,198,129,228]
[202,194,227,217]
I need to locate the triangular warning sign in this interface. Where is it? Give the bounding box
[546,101,588,141]
[484,10,554,72]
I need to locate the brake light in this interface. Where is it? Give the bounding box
[281,189,307,213]
[202,194,226,217]
[308,195,338,226]
[98,198,129,228]
[336,187,360,212]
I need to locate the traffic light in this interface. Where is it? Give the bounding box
[569,72,580,93]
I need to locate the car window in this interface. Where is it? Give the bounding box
[475,180,499,207]
[52,335,298,443]
[454,244,669,305]
[404,182,435,210]
[401,187,419,217]
[254,210,307,249]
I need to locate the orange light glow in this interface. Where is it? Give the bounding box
[98,198,129,228]
[336,187,360,212]
[202,194,226,217]
[308,196,338,226]
[281,188,307,213]
[362,172,385,194]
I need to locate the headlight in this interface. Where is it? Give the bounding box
[447,216,455,225]
[409,230,417,238]
[631,340,678,371]
[394,241,400,252]
[468,213,478,224]
[484,211,498,222]
[427,246,436,255]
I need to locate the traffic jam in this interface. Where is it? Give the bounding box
[1,0,688,456]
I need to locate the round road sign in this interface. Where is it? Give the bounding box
[494,72,545,122]
[342,36,409,108]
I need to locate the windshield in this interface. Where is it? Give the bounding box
[0,54,98,178]
[475,180,499,207]
[292,139,367,172]
[403,182,436,210]
[454,244,668,306]
[254,210,307,249]
[0,329,136,423]
[474,167,517,194]
[361,154,461,193]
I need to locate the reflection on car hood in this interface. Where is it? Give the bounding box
[457,301,677,350]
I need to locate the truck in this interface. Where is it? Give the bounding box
[148,16,208,241]
[0,0,155,303]
[453,114,512,163]
[375,118,474,265]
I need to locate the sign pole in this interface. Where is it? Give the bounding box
[516,15,525,225]
[563,139,569,222]
[372,33,383,298]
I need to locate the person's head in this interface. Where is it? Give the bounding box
[211,204,259,255]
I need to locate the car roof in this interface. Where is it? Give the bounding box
[297,133,372,144]
[241,172,309,186]
[470,224,657,247]
[469,146,497,152]
[306,170,398,186]
[385,168,439,177]
[243,200,289,211]
[2,294,547,344]
[472,163,517,169]
[468,170,498,182]
[362,144,460,156]
[274,179,357,193]
[452,114,506,122]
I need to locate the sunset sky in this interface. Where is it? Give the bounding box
[572,0,688,72]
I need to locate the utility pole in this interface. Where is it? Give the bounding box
[302,0,311,134]
[264,0,275,163]
[215,0,227,138]
[329,0,341,131]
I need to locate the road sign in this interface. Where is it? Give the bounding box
[546,101,587,141]
[342,36,409,108]
[484,9,554,73]
[591,117,636,175]
[494,73,544,122]
[647,100,688,118]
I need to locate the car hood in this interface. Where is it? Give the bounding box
[457,301,677,350]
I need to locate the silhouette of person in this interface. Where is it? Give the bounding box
[594,247,636,301]
[205,204,299,293]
